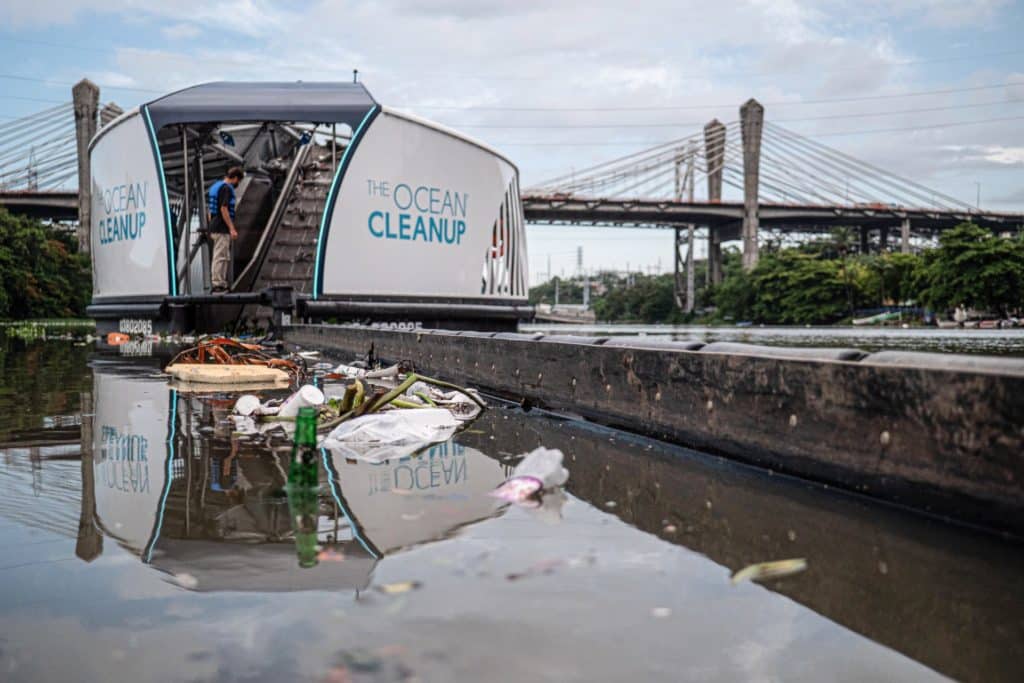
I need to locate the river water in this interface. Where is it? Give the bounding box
[0,337,1022,682]
[522,323,1024,356]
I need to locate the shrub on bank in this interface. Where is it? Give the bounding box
[915,223,1024,317]
[0,208,92,319]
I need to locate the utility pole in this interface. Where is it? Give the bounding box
[673,147,685,310]
[73,79,100,255]
[685,140,696,313]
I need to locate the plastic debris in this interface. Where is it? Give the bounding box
[365,364,404,380]
[490,476,544,503]
[166,364,290,386]
[321,409,459,463]
[165,337,305,385]
[730,558,808,585]
[331,363,368,379]
[233,394,262,417]
[278,385,326,418]
[490,447,569,504]
[375,581,421,594]
[511,447,569,489]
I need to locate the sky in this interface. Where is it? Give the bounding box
[2,0,1023,283]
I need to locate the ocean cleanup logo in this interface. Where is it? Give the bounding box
[97,425,150,493]
[365,179,467,245]
[97,181,147,246]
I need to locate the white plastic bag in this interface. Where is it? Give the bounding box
[511,447,569,489]
[490,447,569,503]
[320,408,459,463]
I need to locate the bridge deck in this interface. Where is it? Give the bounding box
[0,191,78,221]
[522,194,1024,233]
[8,189,1021,234]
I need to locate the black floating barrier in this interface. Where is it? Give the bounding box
[283,324,1024,537]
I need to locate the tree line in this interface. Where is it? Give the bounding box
[530,223,1024,325]
[0,208,91,320]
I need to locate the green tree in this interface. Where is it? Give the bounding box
[0,208,92,319]
[867,252,922,305]
[592,273,682,323]
[915,223,1024,315]
[529,276,583,305]
[713,246,874,324]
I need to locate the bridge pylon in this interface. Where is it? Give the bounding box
[73,79,99,255]
[740,98,763,271]
[703,118,726,285]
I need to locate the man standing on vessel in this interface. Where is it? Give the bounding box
[208,166,244,292]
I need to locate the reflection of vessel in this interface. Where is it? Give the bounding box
[85,364,509,591]
[323,441,507,555]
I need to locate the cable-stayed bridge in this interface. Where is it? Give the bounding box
[0,80,120,227]
[522,99,1022,309]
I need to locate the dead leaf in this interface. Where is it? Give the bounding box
[731,558,807,585]
[375,581,422,594]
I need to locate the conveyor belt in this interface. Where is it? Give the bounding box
[251,146,333,295]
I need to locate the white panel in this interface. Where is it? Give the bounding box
[92,372,171,554]
[90,113,169,298]
[322,112,525,299]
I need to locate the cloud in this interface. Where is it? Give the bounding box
[161,22,203,40]
[824,0,1011,29]
[0,0,295,36]
[943,144,1024,166]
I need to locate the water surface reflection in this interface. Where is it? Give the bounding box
[86,366,511,592]
[0,344,1021,681]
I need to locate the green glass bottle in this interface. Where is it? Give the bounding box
[288,406,319,488]
[287,406,320,567]
[289,485,320,568]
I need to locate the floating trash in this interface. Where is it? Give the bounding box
[731,558,808,585]
[172,573,199,589]
[277,384,326,418]
[321,408,460,463]
[165,337,304,385]
[375,581,422,594]
[490,447,569,506]
[491,476,544,503]
[233,394,262,417]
